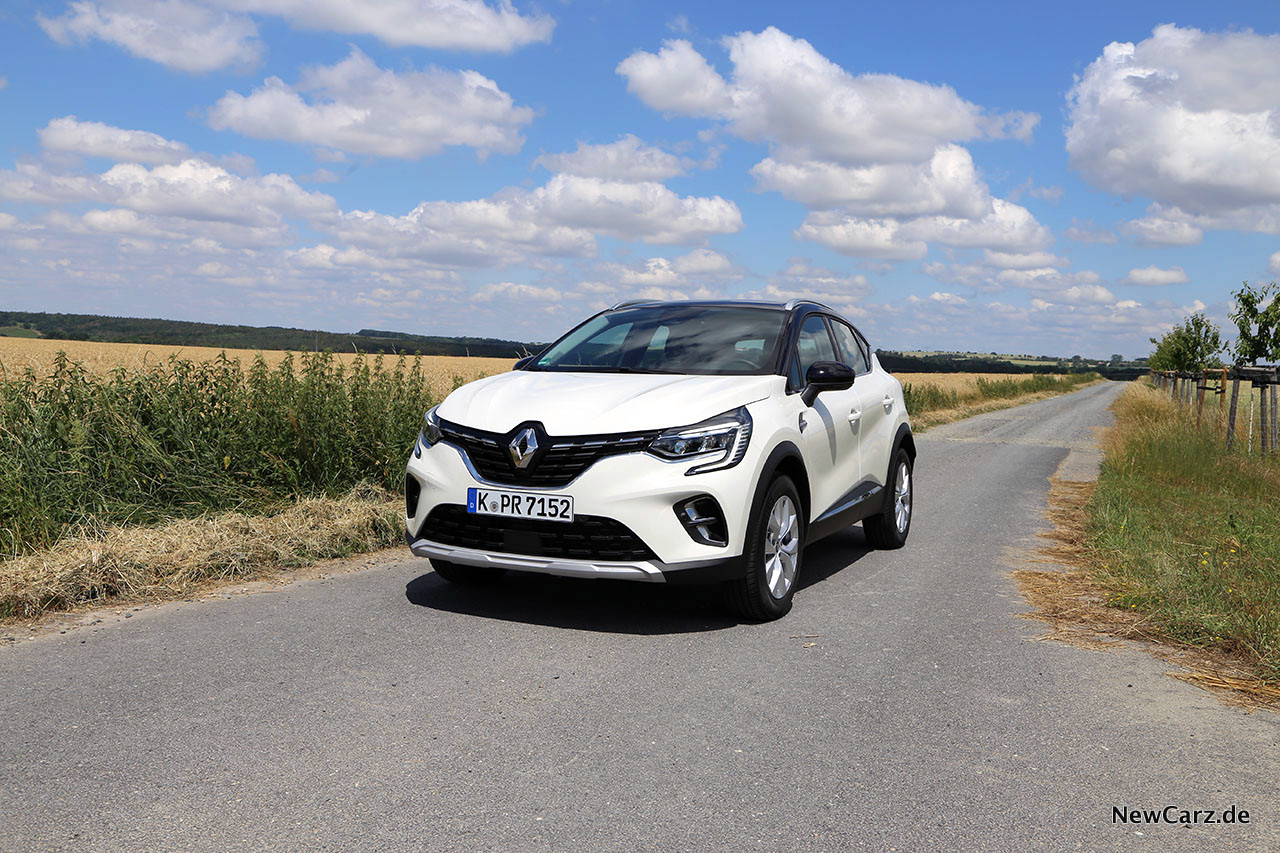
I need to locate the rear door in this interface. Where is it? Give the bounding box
[832,321,894,488]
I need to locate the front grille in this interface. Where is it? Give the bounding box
[418,505,657,561]
[438,419,660,487]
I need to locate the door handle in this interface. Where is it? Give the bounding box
[848,409,862,423]
[882,395,894,412]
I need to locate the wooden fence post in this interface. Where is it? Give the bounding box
[1264,373,1274,450]
[1196,373,1206,425]
[1226,375,1241,449]
[1219,368,1228,431]
[1262,378,1271,455]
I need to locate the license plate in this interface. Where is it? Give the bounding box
[467,488,574,522]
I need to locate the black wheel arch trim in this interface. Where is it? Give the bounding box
[747,441,809,539]
[876,423,916,514]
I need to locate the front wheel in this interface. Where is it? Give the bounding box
[864,448,912,549]
[726,475,804,621]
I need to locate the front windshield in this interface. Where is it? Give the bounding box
[531,305,786,375]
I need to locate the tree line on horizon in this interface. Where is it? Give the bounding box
[0,310,538,359]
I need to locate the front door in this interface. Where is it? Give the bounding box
[792,314,861,517]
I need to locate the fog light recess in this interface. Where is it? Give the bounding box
[405,474,422,519]
[674,495,728,547]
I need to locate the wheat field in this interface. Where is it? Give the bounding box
[0,338,1070,399]
[896,372,1067,391]
[0,336,516,398]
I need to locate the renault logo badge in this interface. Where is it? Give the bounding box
[508,427,539,469]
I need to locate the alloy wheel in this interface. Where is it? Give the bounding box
[764,494,800,599]
[894,461,912,534]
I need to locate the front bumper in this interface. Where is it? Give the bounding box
[405,534,742,584]
[405,435,761,581]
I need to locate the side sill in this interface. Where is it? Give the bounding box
[808,483,883,542]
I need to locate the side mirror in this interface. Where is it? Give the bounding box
[513,355,535,370]
[802,360,855,407]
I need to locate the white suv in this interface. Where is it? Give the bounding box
[405,299,915,620]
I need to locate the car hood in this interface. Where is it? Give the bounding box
[437,370,781,435]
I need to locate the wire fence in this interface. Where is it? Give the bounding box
[1152,366,1280,454]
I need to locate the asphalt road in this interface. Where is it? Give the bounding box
[3,381,1278,852]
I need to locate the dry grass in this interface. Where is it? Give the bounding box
[911,383,1105,431]
[1013,414,1280,712]
[0,336,514,399]
[0,487,401,622]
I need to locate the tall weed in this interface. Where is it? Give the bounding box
[0,351,435,556]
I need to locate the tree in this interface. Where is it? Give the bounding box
[1110,353,1123,366]
[1148,312,1225,371]
[1228,280,1280,365]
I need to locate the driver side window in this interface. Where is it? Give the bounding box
[789,315,837,391]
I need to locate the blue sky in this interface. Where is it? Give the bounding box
[2,0,1279,357]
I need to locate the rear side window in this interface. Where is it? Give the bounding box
[831,321,870,375]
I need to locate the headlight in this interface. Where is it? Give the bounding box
[415,406,443,457]
[648,407,752,475]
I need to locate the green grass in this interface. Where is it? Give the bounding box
[1086,384,1280,682]
[901,372,1099,416]
[0,326,39,338]
[0,350,440,557]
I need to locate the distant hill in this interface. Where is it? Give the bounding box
[0,311,540,359]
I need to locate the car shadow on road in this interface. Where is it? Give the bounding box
[404,527,874,635]
[794,527,874,594]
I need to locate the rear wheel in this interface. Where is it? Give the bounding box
[727,475,804,621]
[864,448,912,549]
[430,559,506,585]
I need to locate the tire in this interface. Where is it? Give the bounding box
[864,448,913,549]
[430,559,506,585]
[727,475,804,621]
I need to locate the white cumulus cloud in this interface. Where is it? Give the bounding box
[217,0,553,52]
[795,215,928,261]
[750,144,990,218]
[1067,24,1280,234]
[672,248,731,275]
[618,29,1037,164]
[208,48,533,159]
[38,116,191,164]
[1123,212,1203,246]
[534,135,689,182]
[740,260,872,318]
[982,250,1067,269]
[38,0,262,73]
[1123,265,1188,286]
[620,27,1048,262]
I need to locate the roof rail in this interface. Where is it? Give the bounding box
[609,298,658,310]
[783,298,835,312]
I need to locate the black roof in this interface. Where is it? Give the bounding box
[608,298,835,313]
